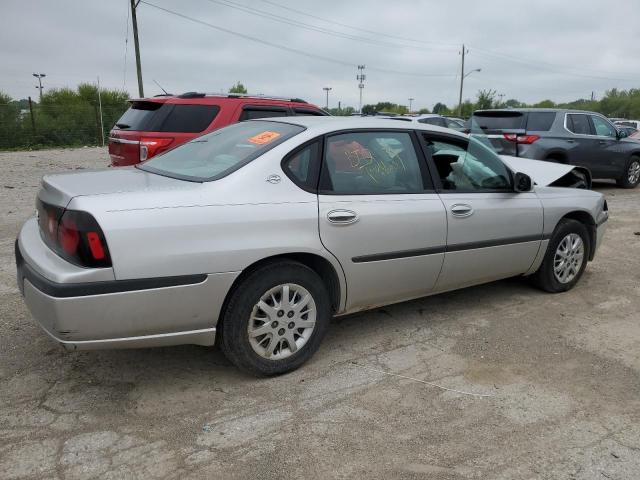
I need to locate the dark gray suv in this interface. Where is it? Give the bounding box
[470,108,640,188]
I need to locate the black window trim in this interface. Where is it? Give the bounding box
[317,128,435,196]
[280,137,323,193]
[138,120,306,183]
[416,131,516,194]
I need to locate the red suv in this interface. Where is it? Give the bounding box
[108,93,327,166]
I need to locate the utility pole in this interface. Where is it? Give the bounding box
[97,76,105,147]
[357,65,366,114]
[408,98,414,113]
[591,91,595,102]
[130,0,144,97]
[457,44,466,117]
[28,96,36,134]
[33,73,45,102]
[323,86,332,109]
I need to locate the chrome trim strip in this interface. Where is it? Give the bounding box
[108,137,139,145]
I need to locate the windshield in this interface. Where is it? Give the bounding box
[138,121,305,181]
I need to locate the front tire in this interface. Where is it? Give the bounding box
[616,156,640,188]
[218,261,331,376]
[531,219,590,293]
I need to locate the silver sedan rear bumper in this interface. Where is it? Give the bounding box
[16,219,238,350]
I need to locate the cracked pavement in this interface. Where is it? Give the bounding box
[1,148,639,479]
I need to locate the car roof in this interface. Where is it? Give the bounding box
[256,115,466,137]
[474,108,601,115]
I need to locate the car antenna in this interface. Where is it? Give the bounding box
[153,79,170,95]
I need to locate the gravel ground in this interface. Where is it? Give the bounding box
[1,147,639,479]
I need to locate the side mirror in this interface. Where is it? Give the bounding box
[514,172,533,192]
[618,129,628,139]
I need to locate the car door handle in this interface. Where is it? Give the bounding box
[450,204,474,218]
[327,209,358,224]
[566,139,575,143]
[599,140,607,144]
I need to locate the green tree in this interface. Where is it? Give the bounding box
[476,89,497,110]
[432,103,447,115]
[229,82,248,94]
[533,99,556,108]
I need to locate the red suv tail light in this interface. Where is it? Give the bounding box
[139,137,174,161]
[503,133,540,144]
[37,200,111,268]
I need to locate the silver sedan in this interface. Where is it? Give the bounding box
[16,117,609,375]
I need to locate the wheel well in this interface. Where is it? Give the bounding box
[546,152,568,163]
[560,211,596,260]
[221,253,342,317]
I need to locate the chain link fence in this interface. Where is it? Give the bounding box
[0,101,128,151]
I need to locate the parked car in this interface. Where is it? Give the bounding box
[108,92,327,166]
[470,108,640,188]
[614,120,640,130]
[616,125,638,137]
[380,114,466,132]
[17,117,608,375]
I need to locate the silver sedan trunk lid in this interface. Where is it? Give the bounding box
[38,167,191,207]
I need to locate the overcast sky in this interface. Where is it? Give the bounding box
[1,0,638,110]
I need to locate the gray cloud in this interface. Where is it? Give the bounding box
[1,0,638,110]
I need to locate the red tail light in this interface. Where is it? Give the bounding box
[37,200,111,268]
[139,137,174,161]
[503,133,540,144]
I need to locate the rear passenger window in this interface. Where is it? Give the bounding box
[320,131,425,194]
[567,114,592,135]
[239,108,288,121]
[526,112,556,131]
[158,104,220,133]
[282,141,320,190]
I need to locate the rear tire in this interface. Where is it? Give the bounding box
[218,261,331,376]
[616,156,640,188]
[531,219,590,293]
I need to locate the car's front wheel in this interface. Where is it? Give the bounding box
[531,219,591,293]
[616,156,640,188]
[218,261,331,376]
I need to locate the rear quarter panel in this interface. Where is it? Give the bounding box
[69,139,346,308]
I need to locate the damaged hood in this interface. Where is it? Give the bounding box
[499,155,591,188]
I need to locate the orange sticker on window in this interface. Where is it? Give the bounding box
[248,131,281,145]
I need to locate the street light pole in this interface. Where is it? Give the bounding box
[457,44,481,117]
[33,73,46,102]
[323,86,332,109]
[408,98,414,113]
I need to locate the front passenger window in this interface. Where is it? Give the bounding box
[591,116,616,137]
[423,135,512,191]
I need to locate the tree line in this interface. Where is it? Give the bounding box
[2,85,640,150]
[347,88,640,119]
[0,84,129,150]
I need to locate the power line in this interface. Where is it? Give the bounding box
[260,0,636,82]
[259,0,458,49]
[138,1,455,78]
[202,0,456,53]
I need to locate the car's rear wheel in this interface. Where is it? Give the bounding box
[531,219,590,293]
[218,261,331,376]
[616,156,640,188]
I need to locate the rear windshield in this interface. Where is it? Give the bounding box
[471,111,525,130]
[114,101,219,133]
[138,120,304,182]
[525,112,556,131]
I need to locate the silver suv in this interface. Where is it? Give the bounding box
[471,108,640,188]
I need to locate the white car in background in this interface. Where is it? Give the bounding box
[380,114,466,131]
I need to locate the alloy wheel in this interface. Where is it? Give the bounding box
[628,160,640,185]
[553,233,584,284]
[247,283,316,360]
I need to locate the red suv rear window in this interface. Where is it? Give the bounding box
[115,101,220,133]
